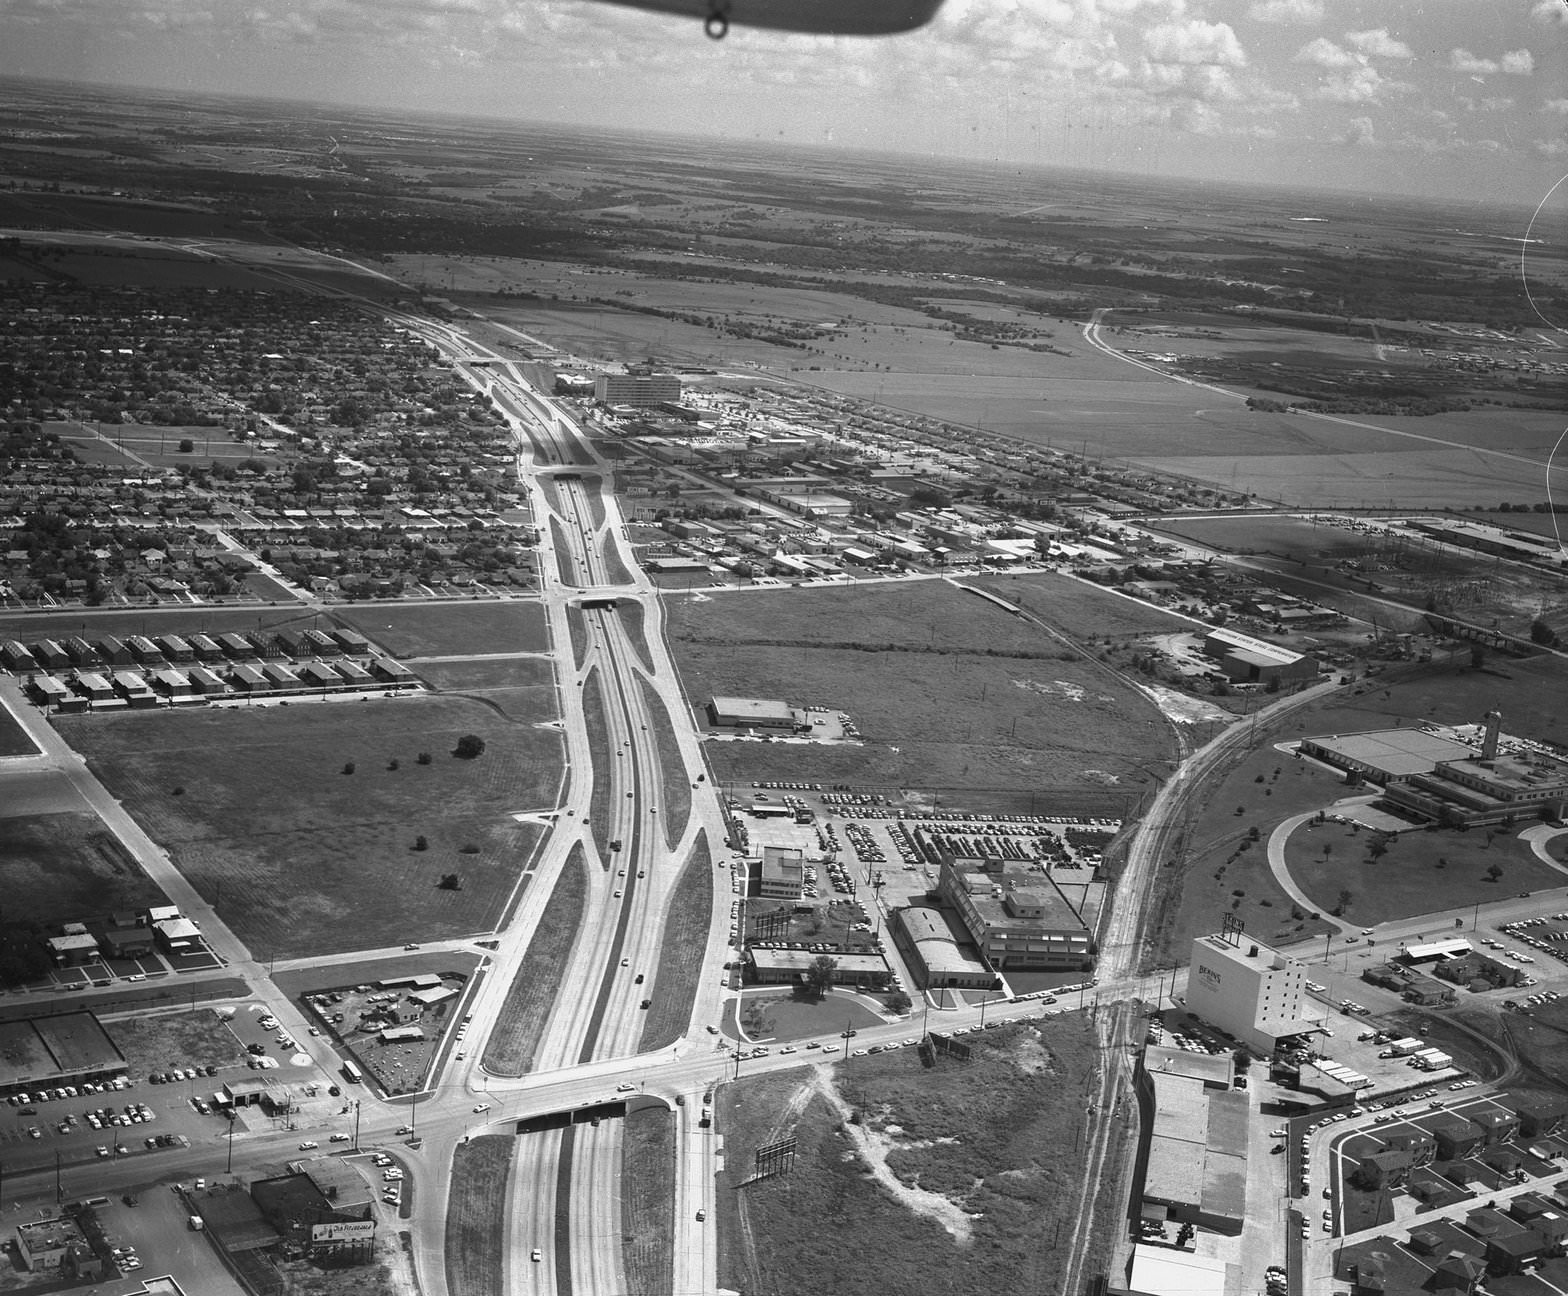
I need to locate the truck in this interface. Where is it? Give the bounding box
[1388,1037,1424,1056]
[188,1215,205,1231]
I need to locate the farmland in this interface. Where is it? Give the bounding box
[55,696,560,958]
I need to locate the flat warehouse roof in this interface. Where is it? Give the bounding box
[710,696,795,722]
[1305,727,1474,777]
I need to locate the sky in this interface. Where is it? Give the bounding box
[1,0,1566,208]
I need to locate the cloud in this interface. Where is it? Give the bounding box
[1295,36,1356,69]
[1545,98,1568,115]
[1535,138,1568,157]
[1317,65,1407,104]
[1501,49,1535,74]
[1247,0,1321,22]
[1530,0,1568,24]
[1345,28,1411,59]
[1449,49,1498,75]
[1341,116,1375,147]
[1143,19,1246,66]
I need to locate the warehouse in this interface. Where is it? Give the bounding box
[707,696,798,729]
[0,1011,127,1095]
[1297,727,1475,784]
[1136,1061,1249,1236]
[1202,627,1317,686]
[889,906,994,989]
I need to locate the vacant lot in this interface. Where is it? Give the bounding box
[412,657,556,696]
[105,1008,248,1076]
[718,1016,1108,1295]
[444,1135,513,1296]
[0,705,37,758]
[639,833,713,1053]
[970,571,1195,638]
[0,812,170,927]
[671,581,1171,805]
[620,1105,675,1296]
[336,601,549,659]
[57,696,559,958]
[483,848,588,1076]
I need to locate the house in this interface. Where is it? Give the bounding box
[1385,1129,1437,1167]
[1472,1109,1519,1146]
[1355,1149,1413,1190]
[1431,1115,1484,1160]
[1517,1098,1568,1139]
[1432,1250,1486,1293]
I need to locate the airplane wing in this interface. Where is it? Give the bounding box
[583,0,947,37]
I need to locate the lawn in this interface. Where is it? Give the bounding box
[582,669,612,864]
[413,657,556,695]
[729,988,886,1043]
[0,705,37,758]
[56,696,560,958]
[444,1135,513,1296]
[482,846,588,1076]
[620,1105,675,1296]
[1287,821,1565,925]
[0,812,172,927]
[717,1016,1106,1295]
[105,1008,249,1076]
[334,601,549,658]
[970,571,1196,638]
[670,582,1173,803]
[640,677,691,848]
[638,833,713,1053]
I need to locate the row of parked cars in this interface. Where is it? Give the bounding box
[149,1064,219,1084]
[8,1076,132,1104]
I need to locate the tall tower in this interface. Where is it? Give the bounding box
[1481,710,1502,762]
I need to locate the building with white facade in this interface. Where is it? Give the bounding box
[1186,930,1317,1053]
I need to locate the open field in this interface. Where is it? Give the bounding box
[482,847,587,1076]
[969,571,1197,638]
[638,833,712,1053]
[0,812,171,927]
[669,581,1172,804]
[0,606,353,648]
[717,1015,1109,1295]
[410,657,556,695]
[443,1135,512,1296]
[56,696,559,958]
[639,678,690,847]
[1285,822,1563,925]
[335,601,548,659]
[620,1105,675,1296]
[105,1008,249,1076]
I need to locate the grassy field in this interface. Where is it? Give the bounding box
[57,696,559,958]
[0,706,37,757]
[717,1016,1105,1294]
[482,847,588,1076]
[105,1008,249,1076]
[970,571,1195,638]
[1286,822,1563,925]
[444,1135,513,1296]
[0,812,171,926]
[1148,654,1568,965]
[639,833,712,1052]
[670,581,1172,804]
[413,657,556,694]
[582,669,612,864]
[335,601,549,659]
[640,678,690,847]
[0,605,335,647]
[620,1105,676,1296]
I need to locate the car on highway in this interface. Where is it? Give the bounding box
[696,1209,706,1221]
[616,1083,635,1092]
[472,1104,490,1113]
[531,1248,542,1262]
[298,1141,318,1150]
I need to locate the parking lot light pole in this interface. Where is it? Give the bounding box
[352,1099,361,1151]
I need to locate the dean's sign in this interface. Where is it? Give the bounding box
[1195,962,1223,990]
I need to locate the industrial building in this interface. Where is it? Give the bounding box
[756,846,805,899]
[936,851,1097,972]
[1201,627,1318,687]
[1382,718,1568,826]
[1185,927,1319,1054]
[707,696,798,729]
[1135,1045,1248,1236]
[889,905,995,989]
[1297,727,1475,784]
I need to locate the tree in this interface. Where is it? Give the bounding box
[453,734,485,760]
[416,751,432,765]
[1334,889,1353,916]
[177,438,194,453]
[413,835,428,851]
[438,873,461,891]
[342,761,355,775]
[804,954,837,1001]
[885,990,912,1015]
[1486,862,1503,883]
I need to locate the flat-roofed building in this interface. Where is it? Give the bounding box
[1186,930,1318,1053]
[1297,727,1476,784]
[757,846,805,899]
[1135,1062,1249,1236]
[890,905,995,989]
[0,1011,127,1095]
[47,928,99,966]
[595,372,682,406]
[936,851,1097,972]
[745,948,891,990]
[707,696,797,729]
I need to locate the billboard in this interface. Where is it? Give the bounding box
[312,1221,376,1243]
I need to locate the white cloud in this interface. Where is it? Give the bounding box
[1535,138,1568,157]
[1449,49,1498,75]
[1143,19,1247,66]
[1295,36,1356,68]
[1501,49,1535,74]
[1248,0,1321,22]
[1317,65,1406,104]
[1341,116,1375,147]
[1544,98,1568,115]
[1478,97,1514,112]
[1346,28,1411,59]
[1531,0,1568,25]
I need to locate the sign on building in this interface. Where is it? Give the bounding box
[312,1221,376,1243]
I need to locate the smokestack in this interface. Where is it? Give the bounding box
[1482,710,1502,762]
